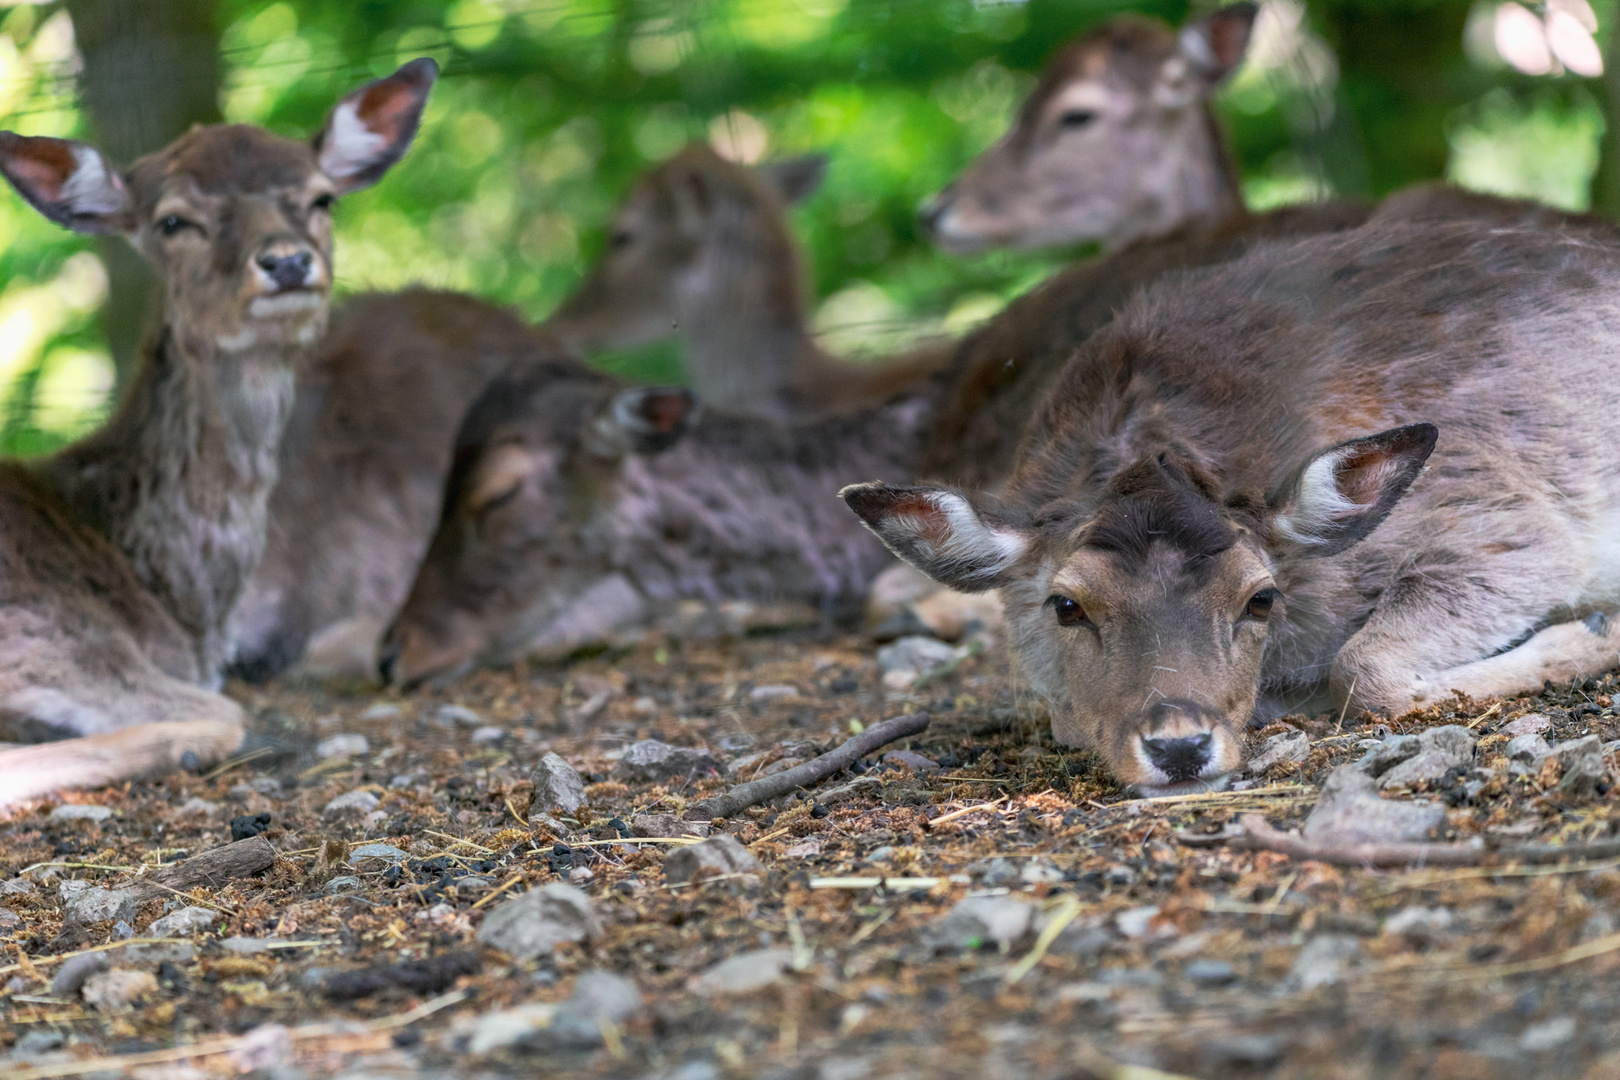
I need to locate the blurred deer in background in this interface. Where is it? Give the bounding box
[847,219,1620,793]
[0,60,435,806]
[546,143,949,420]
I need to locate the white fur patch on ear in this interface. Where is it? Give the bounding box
[1275,445,1407,546]
[318,100,392,182]
[62,146,127,217]
[928,491,1027,576]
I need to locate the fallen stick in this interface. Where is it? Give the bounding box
[126,835,278,900]
[683,712,930,821]
[1192,813,1620,868]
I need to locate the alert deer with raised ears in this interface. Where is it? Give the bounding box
[0,60,436,806]
[846,218,1620,794]
[545,143,949,420]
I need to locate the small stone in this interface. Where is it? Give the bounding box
[48,804,113,823]
[618,739,719,782]
[1248,729,1310,773]
[1506,732,1555,774]
[348,843,409,870]
[875,636,964,690]
[530,970,643,1050]
[316,733,369,759]
[689,948,794,996]
[323,876,362,895]
[630,813,709,839]
[0,909,19,929]
[0,878,34,895]
[568,867,594,885]
[926,896,1035,952]
[1383,906,1455,944]
[1183,959,1237,986]
[531,752,586,815]
[470,726,507,744]
[1520,1015,1576,1052]
[1377,726,1476,789]
[662,835,762,886]
[1502,713,1553,737]
[51,951,110,996]
[359,703,402,720]
[176,797,218,816]
[1355,733,1421,776]
[222,936,279,954]
[323,790,380,816]
[1114,906,1163,939]
[466,1003,557,1054]
[11,1030,64,1058]
[1303,766,1445,845]
[112,942,193,966]
[882,749,940,773]
[81,969,157,1011]
[476,884,603,961]
[966,857,1021,887]
[782,838,822,859]
[1290,934,1360,991]
[749,685,799,702]
[64,885,137,927]
[1548,735,1607,796]
[436,704,482,727]
[227,1023,292,1072]
[148,906,219,937]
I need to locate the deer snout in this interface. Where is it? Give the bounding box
[1141,732,1212,783]
[1127,699,1238,795]
[256,247,316,292]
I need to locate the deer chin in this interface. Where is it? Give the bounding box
[247,290,326,319]
[1129,772,1234,799]
[498,573,649,665]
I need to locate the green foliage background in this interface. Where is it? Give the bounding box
[0,0,1610,453]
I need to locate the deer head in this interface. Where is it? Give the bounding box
[377,366,695,686]
[545,143,827,354]
[921,5,1257,252]
[843,424,1436,793]
[0,58,438,358]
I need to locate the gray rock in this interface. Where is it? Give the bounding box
[436,704,483,727]
[1501,713,1552,737]
[531,752,586,815]
[322,790,380,816]
[323,876,362,895]
[11,1030,64,1058]
[111,942,194,966]
[470,725,507,744]
[48,804,114,823]
[466,1003,556,1054]
[348,843,409,870]
[1114,905,1163,939]
[631,813,708,839]
[226,1022,293,1073]
[50,951,109,996]
[0,878,34,895]
[882,749,940,773]
[618,739,718,783]
[1290,934,1361,991]
[1520,1015,1576,1052]
[81,969,157,1011]
[1183,959,1237,986]
[749,684,800,702]
[1303,766,1446,845]
[875,635,964,688]
[147,906,219,937]
[63,886,137,927]
[689,947,794,995]
[926,895,1036,952]
[1356,733,1421,776]
[1248,729,1310,773]
[477,884,603,961]
[1374,726,1475,789]
[1383,906,1455,944]
[659,1063,722,1080]
[1506,732,1555,775]
[662,835,762,885]
[0,909,19,929]
[176,797,219,816]
[1548,735,1607,796]
[529,970,643,1050]
[222,936,280,954]
[359,703,402,720]
[316,733,369,759]
[965,857,1021,887]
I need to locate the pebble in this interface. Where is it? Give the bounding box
[47,804,113,823]
[176,797,218,816]
[50,952,110,996]
[1506,732,1555,773]
[1302,766,1445,845]
[1114,905,1163,940]
[662,835,762,885]
[618,739,719,782]
[1501,713,1552,737]
[148,906,219,937]
[529,970,643,1050]
[966,857,1021,887]
[1247,729,1310,773]
[348,843,410,870]
[531,752,586,815]
[63,885,137,927]
[10,1030,64,1058]
[1520,1015,1576,1052]
[749,685,799,702]
[926,895,1035,952]
[476,883,603,961]
[1183,959,1237,986]
[227,1023,293,1073]
[470,726,507,744]
[466,1003,557,1055]
[1548,735,1606,796]
[435,704,482,727]
[222,936,281,954]
[316,733,369,759]
[0,909,18,929]
[323,876,362,895]
[81,969,157,1011]
[875,636,965,690]
[0,878,33,895]
[631,813,709,839]
[1383,906,1456,944]
[359,703,402,720]
[1373,725,1476,789]
[323,790,380,816]
[882,749,940,773]
[689,947,794,995]
[1290,934,1361,991]
[782,838,823,859]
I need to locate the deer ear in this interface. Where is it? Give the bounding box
[0,133,130,234]
[467,442,535,515]
[593,387,696,457]
[1271,423,1438,557]
[841,482,1029,592]
[762,154,828,204]
[1179,3,1259,86]
[314,57,438,194]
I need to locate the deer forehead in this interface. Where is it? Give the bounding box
[139,126,320,202]
[1049,542,1267,607]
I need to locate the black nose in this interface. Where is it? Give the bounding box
[258,250,313,291]
[1141,733,1213,783]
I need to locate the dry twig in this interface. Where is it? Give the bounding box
[1188,813,1620,868]
[683,712,930,821]
[126,835,277,900]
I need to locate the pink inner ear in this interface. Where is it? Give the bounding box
[4,140,77,202]
[354,81,420,141]
[1336,448,1402,507]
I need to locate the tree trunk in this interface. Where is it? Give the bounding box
[64,0,223,385]
[1592,11,1620,217]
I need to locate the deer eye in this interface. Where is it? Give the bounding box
[609,229,634,250]
[1244,588,1280,622]
[1045,595,1093,629]
[1059,109,1097,130]
[310,193,336,212]
[157,214,197,237]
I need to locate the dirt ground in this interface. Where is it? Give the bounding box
[5,618,1620,1080]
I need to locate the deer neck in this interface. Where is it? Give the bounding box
[31,321,303,685]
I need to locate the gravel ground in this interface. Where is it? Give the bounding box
[5,619,1620,1080]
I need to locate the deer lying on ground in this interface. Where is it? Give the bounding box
[844,218,1620,794]
[375,301,931,686]
[228,291,562,682]
[0,61,435,805]
[546,143,948,420]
